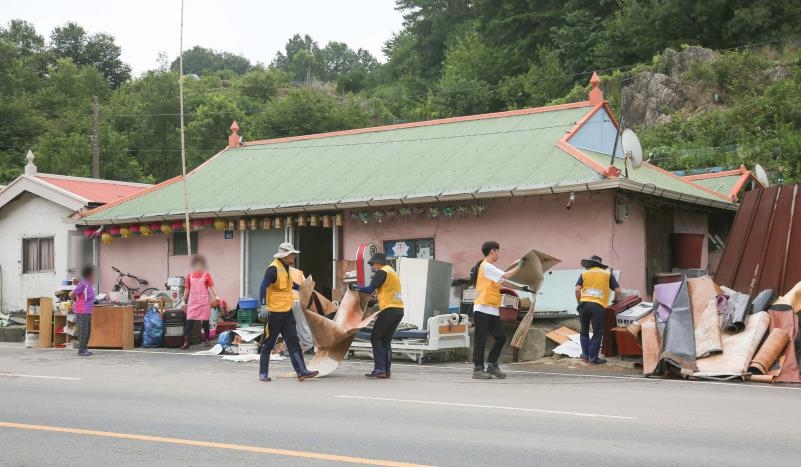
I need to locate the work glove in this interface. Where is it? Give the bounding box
[258,306,269,322]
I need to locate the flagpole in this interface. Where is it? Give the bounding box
[178,0,192,255]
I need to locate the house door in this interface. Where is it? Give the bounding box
[295,226,333,299]
[245,229,285,299]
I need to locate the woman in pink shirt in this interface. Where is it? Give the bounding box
[181,255,219,349]
[69,265,96,357]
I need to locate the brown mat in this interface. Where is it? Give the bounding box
[748,328,790,376]
[765,302,801,383]
[777,281,801,312]
[687,277,723,358]
[693,311,770,380]
[641,311,661,375]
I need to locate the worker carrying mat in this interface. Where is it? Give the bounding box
[505,249,560,351]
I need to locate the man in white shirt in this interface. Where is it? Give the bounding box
[471,241,524,379]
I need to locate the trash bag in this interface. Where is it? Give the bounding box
[142,305,163,348]
[217,330,233,349]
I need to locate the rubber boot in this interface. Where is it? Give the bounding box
[289,351,318,381]
[179,336,190,350]
[366,345,387,378]
[203,330,211,347]
[258,347,271,381]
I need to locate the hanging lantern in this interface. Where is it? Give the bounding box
[471,204,485,217]
[296,215,306,227]
[285,216,293,227]
[322,215,332,228]
[261,218,272,230]
[171,221,185,232]
[161,223,173,234]
[129,225,141,236]
[248,218,257,230]
[237,219,247,231]
[442,206,456,218]
[227,220,235,231]
[101,232,113,245]
[373,211,385,223]
[213,218,227,230]
[109,226,121,238]
[203,218,214,228]
[358,211,371,224]
[140,224,152,237]
[191,219,204,231]
[335,213,343,226]
[120,227,131,238]
[150,222,162,234]
[273,217,283,229]
[457,205,469,217]
[399,207,412,219]
[83,228,94,239]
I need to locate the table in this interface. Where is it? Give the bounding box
[88,305,134,350]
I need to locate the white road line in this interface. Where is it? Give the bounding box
[336,395,636,420]
[343,361,801,391]
[0,373,80,380]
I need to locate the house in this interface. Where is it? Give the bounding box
[681,165,766,202]
[79,75,737,306]
[0,150,151,312]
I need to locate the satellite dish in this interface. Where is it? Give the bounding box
[754,164,770,187]
[621,129,643,170]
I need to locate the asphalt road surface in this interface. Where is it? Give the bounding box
[1,344,800,466]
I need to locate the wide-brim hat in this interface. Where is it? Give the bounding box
[274,242,300,258]
[580,255,607,269]
[368,252,388,265]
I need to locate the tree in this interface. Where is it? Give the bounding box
[50,22,130,88]
[171,46,253,77]
[271,34,323,83]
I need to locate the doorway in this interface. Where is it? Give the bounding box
[246,229,285,299]
[295,226,333,298]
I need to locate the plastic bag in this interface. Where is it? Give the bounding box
[142,305,164,348]
[217,330,233,349]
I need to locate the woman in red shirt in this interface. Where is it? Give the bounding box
[181,255,219,349]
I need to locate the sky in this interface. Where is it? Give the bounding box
[1,0,405,74]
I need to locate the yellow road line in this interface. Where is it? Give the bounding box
[0,421,432,467]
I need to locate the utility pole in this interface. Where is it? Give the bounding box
[92,95,100,178]
[179,0,192,255]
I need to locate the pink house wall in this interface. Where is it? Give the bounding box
[342,191,648,296]
[98,230,241,306]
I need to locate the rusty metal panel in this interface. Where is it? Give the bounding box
[715,185,801,296]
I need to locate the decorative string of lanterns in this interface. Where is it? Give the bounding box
[87,213,345,244]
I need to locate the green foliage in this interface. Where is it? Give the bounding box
[170,46,253,77]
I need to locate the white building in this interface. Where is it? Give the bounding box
[0,151,150,312]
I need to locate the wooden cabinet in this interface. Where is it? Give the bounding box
[88,305,134,350]
[26,297,53,348]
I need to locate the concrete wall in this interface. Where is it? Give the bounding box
[0,193,74,312]
[98,229,241,306]
[342,191,648,296]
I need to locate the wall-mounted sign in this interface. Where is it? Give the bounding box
[224,230,234,240]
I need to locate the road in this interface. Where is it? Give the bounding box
[1,344,800,467]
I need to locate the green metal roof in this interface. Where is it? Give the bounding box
[84,105,604,223]
[581,150,731,203]
[691,174,742,197]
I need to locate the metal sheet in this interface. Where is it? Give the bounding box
[716,185,801,296]
[658,279,697,375]
[531,269,621,316]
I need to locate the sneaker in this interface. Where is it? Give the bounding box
[589,357,607,365]
[259,374,271,382]
[365,370,386,378]
[579,354,589,362]
[78,350,92,357]
[472,368,492,380]
[486,363,507,379]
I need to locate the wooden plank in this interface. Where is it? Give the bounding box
[38,298,53,349]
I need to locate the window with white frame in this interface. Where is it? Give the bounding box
[22,237,55,273]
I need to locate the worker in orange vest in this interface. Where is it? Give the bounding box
[470,241,525,380]
[575,255,621,365]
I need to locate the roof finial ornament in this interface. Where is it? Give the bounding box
[228,121,241,148]
[24,149,37,175]
[588,71,604,105]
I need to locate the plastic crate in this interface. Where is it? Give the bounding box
[237,309,259,324]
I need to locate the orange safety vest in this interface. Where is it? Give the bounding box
[579,267,612,306]
[474,260,501,307]
[267,259,293,312]
[376,265,404,310]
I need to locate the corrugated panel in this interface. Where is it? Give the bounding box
[715,185,801,295]
[581,150,729,202]
[692,175,741,197]
[84,107,599,222]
